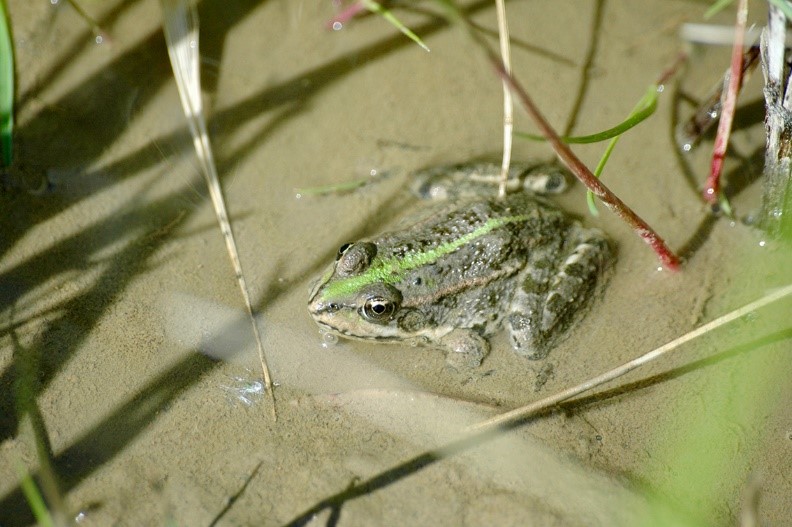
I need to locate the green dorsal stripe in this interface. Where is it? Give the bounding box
[320,213,531,301]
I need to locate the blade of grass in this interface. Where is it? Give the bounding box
[0,0,14,168]
[361,0,430,52]
[705,0,734,19]
[516,84,660,216]
[15,460,55,527]
[11,332,70,526]
[295,178,370,197]
[160,0,277,420]
[516,97,656,144]
[499,62,680,269]
[586,85,662,215]
[518,48,691,146]
[581,54,686,216]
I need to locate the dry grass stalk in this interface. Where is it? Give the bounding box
[160,0,277,419]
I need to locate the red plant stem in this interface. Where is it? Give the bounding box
[657,52,688,87]
[326,1,367,29]
[486,48,681,271]
[703,0,748,204]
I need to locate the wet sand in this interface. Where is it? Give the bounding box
[1,1,790,525]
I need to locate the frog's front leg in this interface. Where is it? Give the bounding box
[438,328,490,369]
[507,225,612,359]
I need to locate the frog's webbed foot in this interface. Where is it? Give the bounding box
[439,328,490,370]
[507,225,612,359]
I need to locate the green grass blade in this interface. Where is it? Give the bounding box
[586,131,621,215]
[0,0,14,167]
[586,85,660,215]
[516,88,657,145]
[15,461,55,527]
[516,84,659,215]
[294,178,370,196]
[704,0,734,18]
[362,0,430,52]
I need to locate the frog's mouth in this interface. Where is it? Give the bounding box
[310,312,406,343]
[313,323,405,343]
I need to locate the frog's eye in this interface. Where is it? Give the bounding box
[359,283,402,323]
[336,242,377,276]
[335,243,353,261]
[362,296,398,322]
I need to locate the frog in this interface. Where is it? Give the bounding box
[307,162,613,369]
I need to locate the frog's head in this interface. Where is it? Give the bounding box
[308,241,416,341]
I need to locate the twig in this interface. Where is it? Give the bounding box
[703,0,748,204]
[495,0,513,198]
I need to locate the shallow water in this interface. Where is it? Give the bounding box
[1,1,790,525]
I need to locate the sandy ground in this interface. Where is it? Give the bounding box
[1,0,790,525]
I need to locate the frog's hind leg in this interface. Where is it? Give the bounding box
[507,225,612,359]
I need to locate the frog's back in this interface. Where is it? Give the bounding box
[369,194,569,320]
[371,193,568,260]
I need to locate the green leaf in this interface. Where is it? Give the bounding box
[704,0,734,19]
[517,83,660,214]
[0,0,14,168]
[516,88,657,145]
[294,178,370,196]
[15,462,54,527]
[585,85,660,215]
[362,0,430,52]
[768,0,792,21]
[516,85,660,215]
[586,130,621,216]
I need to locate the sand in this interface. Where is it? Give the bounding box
[1,1,790,525]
